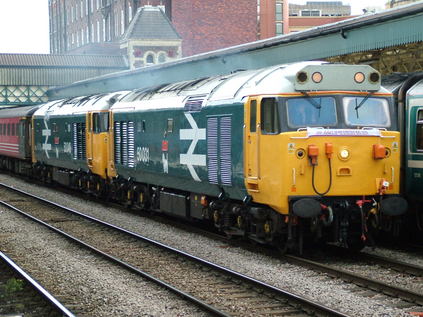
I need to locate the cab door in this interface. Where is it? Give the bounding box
[244,97,260,192]
[86,111,109,179]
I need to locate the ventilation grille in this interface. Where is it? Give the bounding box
[207,117,219,184]
[184,95,206,112]
[127,121,135,168]
[220,117,232,186]
[207,116,232,186]
[72,122,86,160]
[114,121,135,168]
[114,121,121,164]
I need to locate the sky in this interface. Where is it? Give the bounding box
[0,0,397,54]
[0,0,50,54]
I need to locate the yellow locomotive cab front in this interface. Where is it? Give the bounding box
[243,64,408,249]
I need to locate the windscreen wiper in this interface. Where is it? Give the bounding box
[301,92,322,117]
[354,93,372,118]
[301,92,322,109]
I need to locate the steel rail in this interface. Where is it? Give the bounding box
[284,254,423,306]
[0,182,349,317]
[0,251,75,317]
[357,252,423,277]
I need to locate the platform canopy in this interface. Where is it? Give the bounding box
[48,2,423,100]
[0,54,127,105]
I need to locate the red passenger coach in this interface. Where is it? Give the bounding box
[0,106,40,172]
[0,117,21,158]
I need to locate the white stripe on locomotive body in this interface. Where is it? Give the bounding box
[179,113,207,181]
[408,160,423,168]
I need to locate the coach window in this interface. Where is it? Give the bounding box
[3,124,6,135]
[417,109,423,151]
[93,112,109,133]
[261,97,279,134]
[250,100,257,132]
[7,123,10,136]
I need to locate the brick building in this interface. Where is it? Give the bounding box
[288,1,354,33]
[49,0,289,61]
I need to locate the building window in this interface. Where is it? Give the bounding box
[97,20,100,42]
[276,3,283,21]
[146,53,154,64]
[103,18,106,41]
[121,9,125,34]
[158,53,166,63]
[276,22,283,35]
[107,16,111,41]
[301,10,321,16]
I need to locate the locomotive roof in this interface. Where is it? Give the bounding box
[407,78,423,97]
[0,105,40,118]
[111,61,383,112]
[382,72,423,94]
[33,91,130,117]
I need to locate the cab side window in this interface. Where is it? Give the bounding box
[417,109,423,151]
[250,100,257,132]
[261,98,279,134]
[93,112,109,133]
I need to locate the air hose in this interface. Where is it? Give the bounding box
[312,158,332,196]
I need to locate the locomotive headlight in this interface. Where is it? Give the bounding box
[312,72,323,83]
[354,72,365,83]
[339,148,350,160]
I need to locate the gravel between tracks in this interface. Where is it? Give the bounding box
[0,174,422,317]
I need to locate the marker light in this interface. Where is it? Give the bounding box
[339,149,350,159]
[297,71,308,83]
[354,72,365,83]
[369,72,380,83]
[312,72,323,83]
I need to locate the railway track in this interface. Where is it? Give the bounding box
[282,252,423,307]
[0,183,348,317]
[0,251,74,317]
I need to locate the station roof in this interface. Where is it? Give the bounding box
[48,2,423,99]
[0,54,128,86]
[121,6,181,41]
